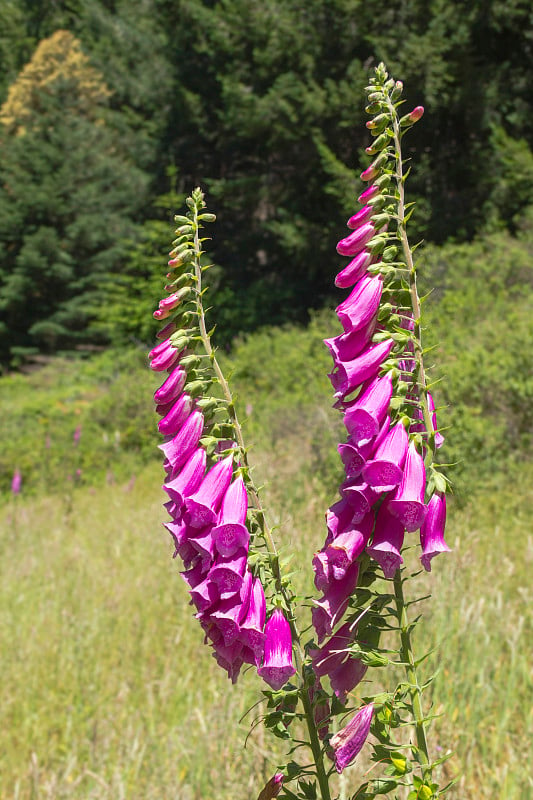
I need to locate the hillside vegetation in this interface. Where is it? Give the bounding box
[1,0,533,362]
[0,228,532,797]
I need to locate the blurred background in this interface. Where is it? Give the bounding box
[0,1,531,798]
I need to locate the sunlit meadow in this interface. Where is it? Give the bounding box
[0,361,531,797]
[1,215,532,799]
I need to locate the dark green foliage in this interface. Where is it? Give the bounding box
[0,0,532,358]
[0,225,531,499]
[0,49,148,365]
[421,218,533,493]
[0,348,160,495]
[161,0,533,338]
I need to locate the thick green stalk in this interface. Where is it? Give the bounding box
[301,686,333,800]
[393,570,431,780]
[384,96,433,782]
[190,201,282,577]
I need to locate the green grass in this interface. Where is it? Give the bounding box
[0,467,284,800]
[1,445,531,798]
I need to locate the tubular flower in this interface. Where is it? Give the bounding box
[329,703,374,773]
[362,420,408,492]
[366,503,405,579]
[314,69,450,658]
[310,622,367,704]
[329,339,394,400]
[211,475,250,556]
[257,608,296,690]
[335,251,374,289]
[388,441,427,532]
[311,561,360,643]
[150,190,275,684]
[343,375,393,443]
[335,274,383,333]
[238,575,267,661]
[420,492,450,571]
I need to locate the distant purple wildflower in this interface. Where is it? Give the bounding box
[11,468,22,495]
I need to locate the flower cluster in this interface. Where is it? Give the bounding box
[150,190,295,689]
[312,73,450,681]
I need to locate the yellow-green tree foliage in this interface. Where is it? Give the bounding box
[0,29,147,364]
[0,29,110,134]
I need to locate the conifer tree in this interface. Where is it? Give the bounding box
[0,30,148,365]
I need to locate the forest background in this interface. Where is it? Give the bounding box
[0,1,532,799]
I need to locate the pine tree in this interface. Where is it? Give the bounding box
[0,30,148,366]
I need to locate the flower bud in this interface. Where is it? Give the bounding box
[257,609,296,690]
[371,212,390,229]
[366,113,388,132]
[365,133,391,154]
[391,80,403,101]
[400,106,424,126]
[257,773,284,800]
[367,235,388,255]
[358,184,380,204]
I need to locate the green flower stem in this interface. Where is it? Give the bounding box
[190,197,331,800]
[190,201,281,581]
[393,569,431,780]
[387,98,436,460]
[301,687,333,800]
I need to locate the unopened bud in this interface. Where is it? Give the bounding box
[360,164,378,182]
[360,151,389,182]
[382,245,399,261]
[156,322,176,340]
[186,379,210,397]
[365,133,391,154]
[257,773,284,800]
[375,174,392,189]
[358,183,380,204]
[371,212,390,229]
[400,106,424,126]
[366,113,388,131]
[367,235,388,255]
[195,397,220,414]
[179,354,201,369]
[367,194,386,209]
[391,80,403,101]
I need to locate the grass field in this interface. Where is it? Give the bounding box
[1,447,531,799]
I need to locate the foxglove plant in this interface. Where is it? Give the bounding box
[149,64,452,800]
